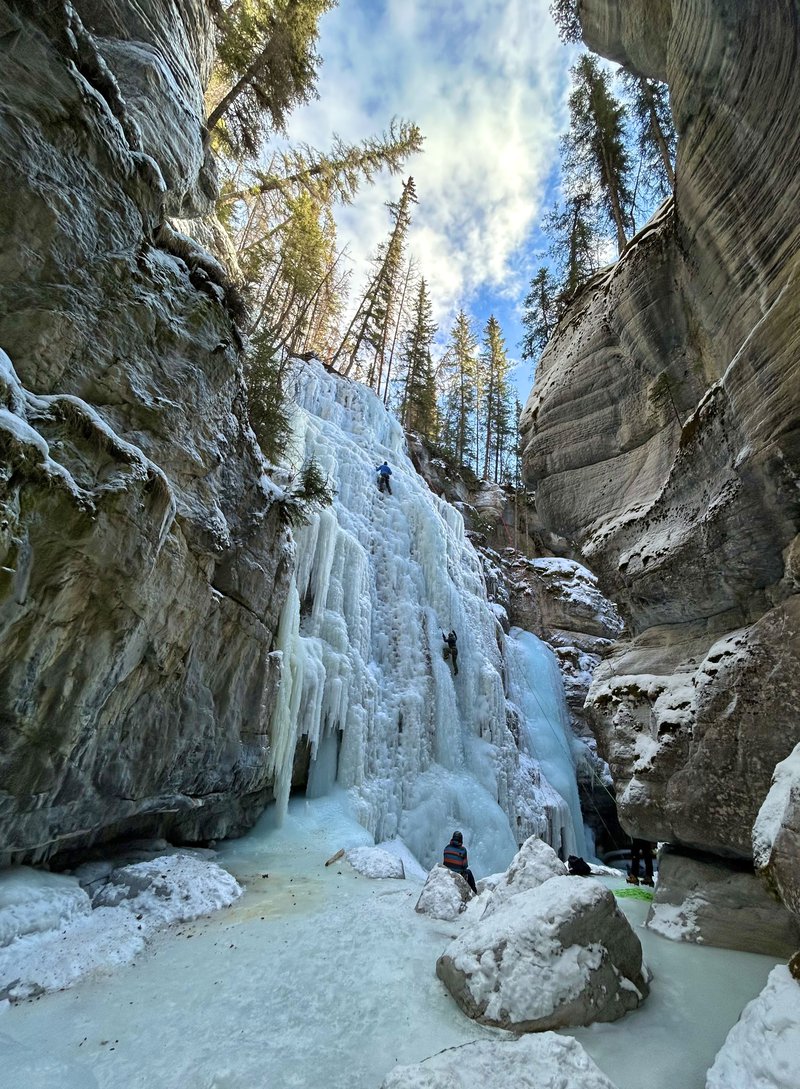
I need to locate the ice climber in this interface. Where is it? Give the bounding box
[375,461,392,494]
[627,837,655,886]
[442,830,477,893]
[442,630,458,674]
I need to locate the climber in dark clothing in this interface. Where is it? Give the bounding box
[442,830,477,893]
[627,838,655,886]
[442,630,458,674]
[375,461,392,494]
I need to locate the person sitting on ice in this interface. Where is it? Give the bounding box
[375,461,392,494]
[442,830,477,893]
[441,629,458,674]
[627,837,655,886]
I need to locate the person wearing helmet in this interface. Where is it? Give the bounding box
[442,830,477,893]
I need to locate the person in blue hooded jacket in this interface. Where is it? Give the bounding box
[442,830,477,893]
[375,461,392,494]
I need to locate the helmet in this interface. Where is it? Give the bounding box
[452,831,463,845]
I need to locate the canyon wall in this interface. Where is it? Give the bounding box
[521,0,800,881]
[0,0,292,865]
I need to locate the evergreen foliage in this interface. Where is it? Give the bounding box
[245,327,294,463]
[563,54,635,253]
[548,0,581,43]
[620,72,676,211]
[400,279,438,440]
[521,267,560,362]
[208,0,336,157]
[480,316,513,481]
[221,120,424,206]
[331,177,417,384]
[439,310,479,467]
[278,458,337,526]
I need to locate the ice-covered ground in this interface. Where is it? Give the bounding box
[0,796,781,1089]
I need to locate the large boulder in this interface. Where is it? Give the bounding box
[415,866,473,920]
[705,965,800,1089]
[436,876,648,1031]
[481,835,566,917]
[646,849,800,957]
[380,1033,620,1089]
[753,743,800,920]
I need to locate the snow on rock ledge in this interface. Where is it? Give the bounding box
[436,876,648,1031]
[705,965,800,1089]
[753,743,800,920]
[415,866,473,920]
[481,835,566,918]
[380,1032,620,1089]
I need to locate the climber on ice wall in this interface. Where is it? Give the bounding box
[375,461,392,494]
[442,629,458,674]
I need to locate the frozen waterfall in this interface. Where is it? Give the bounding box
[268,361,586,875]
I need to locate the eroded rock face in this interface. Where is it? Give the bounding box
[646,849,800,958]
[0,2,291,864]
[436,876,648,1031]
[520,0,800,862]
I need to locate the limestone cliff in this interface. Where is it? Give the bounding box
[0,1,291,865]
[521,0,800,872]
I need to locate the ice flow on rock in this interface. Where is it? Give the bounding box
[266,361,588,876]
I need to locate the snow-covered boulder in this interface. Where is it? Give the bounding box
[345,847,405,879]
[415,866,473,920]
[481,835,566,917]
[0,854,242,1001]
[0,868,90,947]
[754,743,800,920]
[706,965,800,1089]
[92,854,242,920]
[436,876,648,1031]
[380,1032,620,1088]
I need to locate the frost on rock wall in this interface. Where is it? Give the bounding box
[268,362,586,876]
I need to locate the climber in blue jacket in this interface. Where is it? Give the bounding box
[442,830,477,893]
[375,461,392,494]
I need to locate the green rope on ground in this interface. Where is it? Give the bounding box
[614,887,654,901]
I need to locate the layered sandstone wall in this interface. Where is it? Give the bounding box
[521,0,800,868]
[0,1,291,865]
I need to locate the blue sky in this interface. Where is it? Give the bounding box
[281,0,580,403]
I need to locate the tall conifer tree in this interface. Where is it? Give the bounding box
[400,279,438,440]
[563,54,634,252]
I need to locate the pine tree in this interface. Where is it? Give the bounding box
[549,0,581,42]
[521,267,559,362]
[439,310,479,468]
[563,54,634,252]
[480,316,511,481]
[331,177,417,382]
[400,279,438,439]
[543,191,601,299]
[620,72,676,209]
[208,0,335,157]
[220,120,423,206]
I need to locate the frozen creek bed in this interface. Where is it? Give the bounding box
[0,798,779,1089]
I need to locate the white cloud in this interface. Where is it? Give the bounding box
[281,0,573,344]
